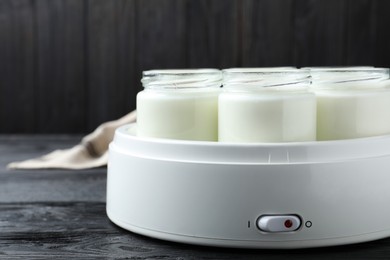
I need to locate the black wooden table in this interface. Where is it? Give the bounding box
[1,135,390,259]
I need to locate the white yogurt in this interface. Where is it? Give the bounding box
[137,69,221,141]
[316,87,390,140]
[219,68,316,143]
[219,92,316,142]
[309,67,390,140]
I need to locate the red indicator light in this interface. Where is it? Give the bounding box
[284,219,293,228]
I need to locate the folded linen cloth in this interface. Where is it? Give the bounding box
[7,110,137,170]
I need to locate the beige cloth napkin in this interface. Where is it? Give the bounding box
[7,110,137,170]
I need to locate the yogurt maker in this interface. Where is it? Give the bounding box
[106,123,390,249]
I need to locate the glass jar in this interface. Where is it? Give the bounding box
[309,67,390,140]
[219,68,316,143]
[137,69,222,141]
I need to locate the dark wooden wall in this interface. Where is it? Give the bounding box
[1,0,390,133]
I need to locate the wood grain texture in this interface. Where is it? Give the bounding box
[136,0,186,70]
[0,135,106,203]
[374,1,390,67]
[1,0,390,133]
[3,136,390,258]
[1,201,390,259]
[293,0,346,67]
[87,0,118,130]
[0,0,36,133]
[116,0,137,120]
[345,0,376,65]
[187,0,239,68]
[86,0,137,131]
[36,0,86,133]
[242,0,294,67]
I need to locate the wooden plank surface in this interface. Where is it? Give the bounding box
[136,0,187,70]
[374,1,390,67]
[187,0,239,68]
[2,135,390,258]
[242,0,294,67]
[116,0,138,120]
[1,0,390,134]
[87,0,120,130]
[36,0,86,133]
[0,135,106,203]
[293,0,346,67]
[0,0,36,133]
[345,0,376,65]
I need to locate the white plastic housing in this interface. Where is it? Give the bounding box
[107,124,390,249]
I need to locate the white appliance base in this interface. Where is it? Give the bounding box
[108,210,390,249]
[107,124,390,249]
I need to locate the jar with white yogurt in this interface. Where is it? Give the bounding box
[309,67,390,141]
[219,68,316,143]
[137,69,222,141]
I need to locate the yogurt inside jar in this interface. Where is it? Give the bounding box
[309,67,390,140]
[137,69,222,141]
[219,68,316,143]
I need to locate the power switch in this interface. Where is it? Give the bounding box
[257,215,301,232]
